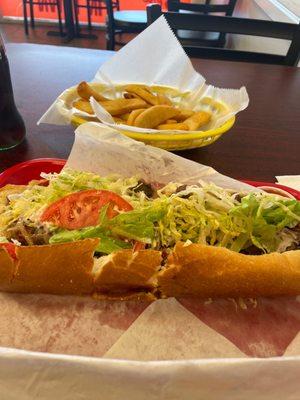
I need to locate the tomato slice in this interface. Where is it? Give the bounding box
[0,243,17,260]
[40,189,133,230]
[133,241,146,252]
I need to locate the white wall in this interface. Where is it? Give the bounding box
[279,0,300,17]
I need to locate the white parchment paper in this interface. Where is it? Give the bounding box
[38,17,249,133]
[66,122,255,191]
[104,298,246,360]
[1,349,300,400]
[277,175,300,191]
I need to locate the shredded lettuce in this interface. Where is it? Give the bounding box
[1,168,300,254]
[229,194,300,253]
[153,184,300,253]
[107,203,167,243]
[50,226,132,254]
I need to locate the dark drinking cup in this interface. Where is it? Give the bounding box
[0,34,26,151]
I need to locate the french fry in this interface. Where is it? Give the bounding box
[113,117,125,124]
[134,105,180,129]
[73,99,94,115]
[157,122,189,131]
[74,82,213,131]
[127,109,146,126]
[83,116,99,122]
[173,109,195,122]
[184,111,212,131]
[119,112,131,121]
[125,85,158,106]
[123,92,141,100]
[157,93,172,106]
[100,98,147,116]
[77,81,108,102]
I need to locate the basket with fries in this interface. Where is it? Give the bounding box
[68,81,236,151]
[39,17,248,151]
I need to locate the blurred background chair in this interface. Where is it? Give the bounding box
[22,0,63,36]
[147,4,300,66]
[73,0,119,33]
[105,0,147,50]
[167,0,237,48]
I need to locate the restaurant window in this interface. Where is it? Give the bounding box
[276,0,300,18]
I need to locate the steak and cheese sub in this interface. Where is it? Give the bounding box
[0,168,299,299]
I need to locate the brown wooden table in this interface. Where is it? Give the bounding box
[2,43,300,182]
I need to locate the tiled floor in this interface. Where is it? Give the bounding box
[0,21,135,49]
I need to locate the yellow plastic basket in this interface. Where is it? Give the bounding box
[71,115,235,151]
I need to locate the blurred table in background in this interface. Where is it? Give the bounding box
[2,43,300,182]
[47,0,76,40]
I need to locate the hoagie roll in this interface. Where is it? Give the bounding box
[158,242,300,298]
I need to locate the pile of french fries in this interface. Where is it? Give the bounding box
[73,82,212,131]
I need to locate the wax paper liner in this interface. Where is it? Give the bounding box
[1,123,300,399]
[38,16,249,133]
[277,175,300,191]
[65,122,255,190]
[0,347,300,399]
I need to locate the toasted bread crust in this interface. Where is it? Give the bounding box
[0,242,161,298]
[5,239,99,295]
[94,249,161,292]
[158,242,300,298]
[0,248,16,290]
[1,238,300,298]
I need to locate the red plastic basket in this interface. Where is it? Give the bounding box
[0,159,299,200]
[0,159,66,187]
[241,180,300,201]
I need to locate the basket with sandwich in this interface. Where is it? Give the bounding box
[1,124,299,300]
